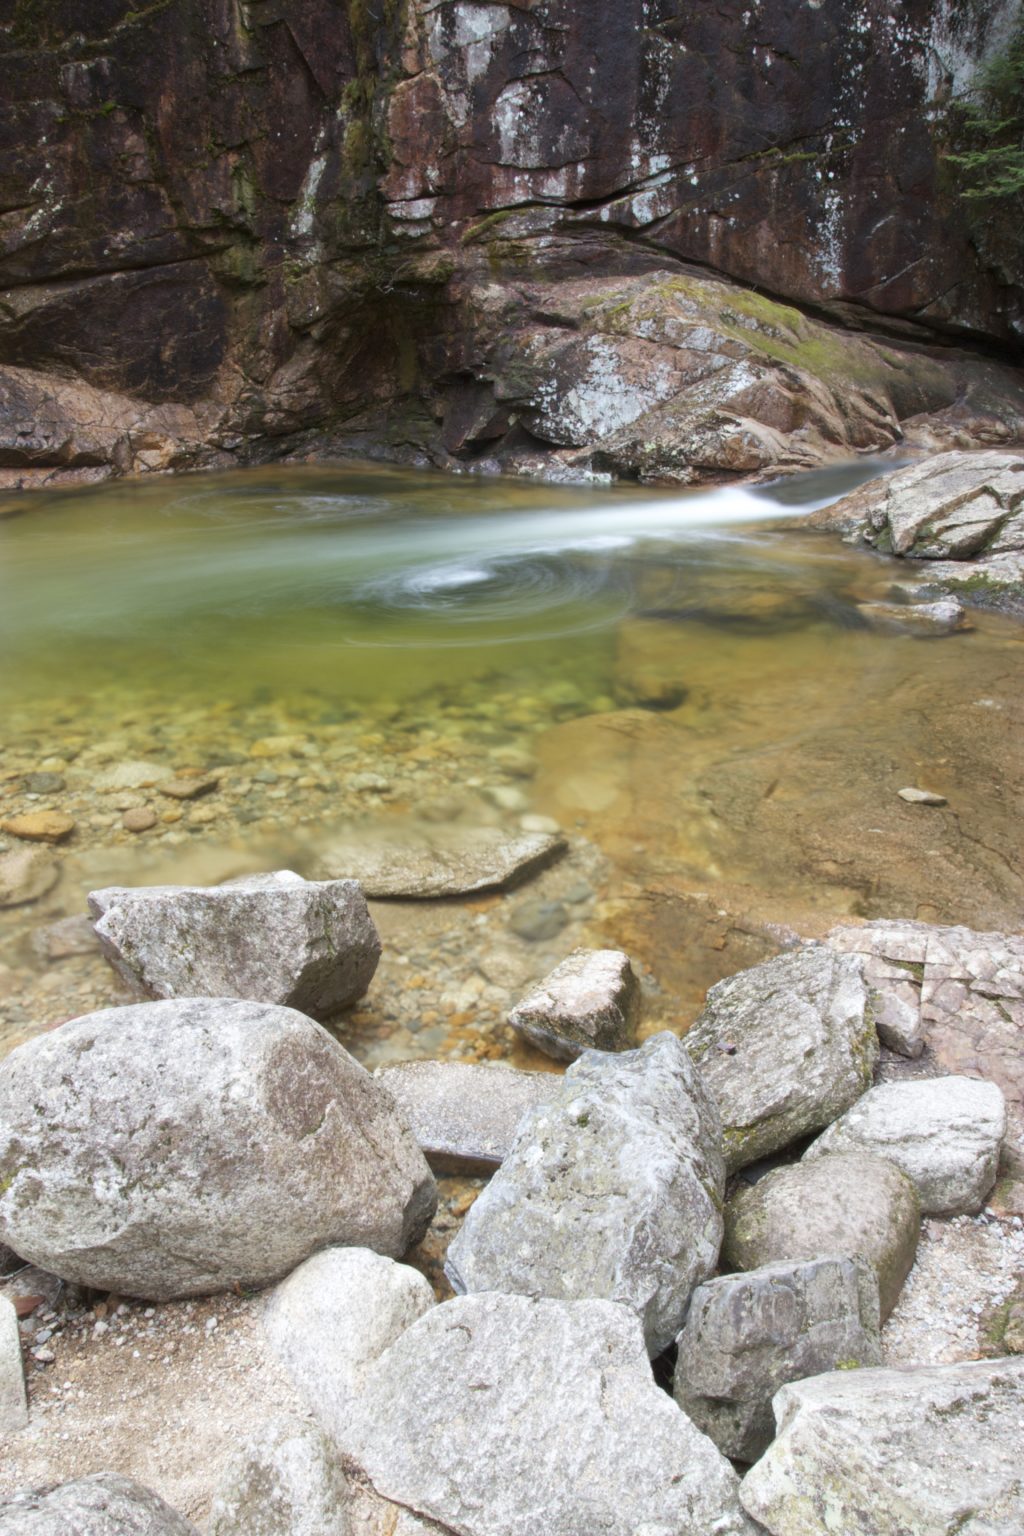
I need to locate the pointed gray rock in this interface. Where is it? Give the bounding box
[445,1032,724,1355]
[740,1358,1024,1536]
[0,1000,436,1299]
[89,872,381,1019]
[673,1256,881,1462]
[685,946,877,1172]
[803,1076,1006,1214]
[0,1475,198,1535]
[507,947,641,1061]
[341,1292,759,1536]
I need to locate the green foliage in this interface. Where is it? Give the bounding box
[944,11,1024,205]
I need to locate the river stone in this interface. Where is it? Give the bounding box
[375,1060,557,1174]
[0,846,58,908]
[0,1293,28,1435]
[88,872,381,1019]
[208,1413,350,1536]
[507,947,641,1061]
[684,946,876,1172]
[341,1293,758,1536]
[723,1151,920,1320]
[855,598,971,636]
[0,1474,198,1535]
[1,811,75,844]
[739,1357,1024,1536]
[313,826,566,897]
[673,1255,881,1463]
[0,1000,436,1299]
[264,1248,435,1447]
[445,1032,724,1355]
[803,1076,1006,1215]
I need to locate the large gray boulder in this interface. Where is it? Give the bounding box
[0,1000,436,1299]
[740,1357,1024,1535]
[0,1475,198,1535]
[803,1076,1006,1215]
[0,1293,28,1435]
[208,1413,350,1536]
[88,872,381,1019]
[673,1256,881,1463]
[375,1060,557,1175]
[723,1151,920,1320]
[263,1247,435,1444]
[341,1292,759,1536]
[507,947,641,1061]
[684,947,877,1172]
[445,1032,724,1355]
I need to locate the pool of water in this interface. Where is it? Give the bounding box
[1,458,1021,1059]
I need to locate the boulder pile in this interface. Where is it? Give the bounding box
[0,872,1021,1536]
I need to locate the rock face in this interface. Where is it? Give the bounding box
[0,999,436,1299]
[804,1077,1006,1215]
[313,828,566,898]
[445,1032,724,1355]
[340,1292,758,1536]
[673,1256,881,1463]
[263,1247,436,1445]
[739,1358,1024,1536]
[723,1152,920,1320]
[208,1413,350,1536]
[507,948,641,1061]
[0,1474,198,1536]
[810,453,1024,612]
[1,1,1020,487]
[375,1060,557,1175]
[684,947,877,1172]
[88,873,381,1020]
[0,1293,28,1435]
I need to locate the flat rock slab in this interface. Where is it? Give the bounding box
[723,1151,920,1321]
[341,1293,759,1536]
[376,1060,558,1175]
[804,1076,1006,1215]
[0,1474,199,1535]
[684,946,876,1172]
[0,1293,27,1435]
[445,1032,724,1355]
[0,999,436,1299]
[507,947,641,1061]
[208,1413,350,1536]
[89,871,381,1019]
[312,827,566,897]
[740,1357,1024,1536]
[674,1255,881,1463]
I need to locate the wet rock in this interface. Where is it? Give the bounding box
[375,1060,557,1175]
[507,897,569,943]
[507,947,641,1061]
[88,871,381,1019]
[0,846,59,908]
[674,1255,880,1463]
[804,1076,1006,1215]
[856,597,971,635]
[208,1413,350,1536]
[897,785,947,805]
[340,1293,757,1536]
[0,1293,28,1435]
[314,827,566,897]
[22,773,65,794]
[0,1473,198,1535]
[158,775,218,801]
[739,1357,1024,1536]
[684,947,876,1172]
[0,999,436,1299]
[122,807,158,833]
[0,811,75,844]
[31,915,100,963]
[445,1033,724,1355]
[264,1247,435,1444]
[723,1151,920,1320]
[92,760,172,792]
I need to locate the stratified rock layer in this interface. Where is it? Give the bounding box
[89,872,381,1019]
[684,947,876,1172]
[445,1032,724,1354]
[0,1000,436,1298]
[740,1358,1024,1536]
